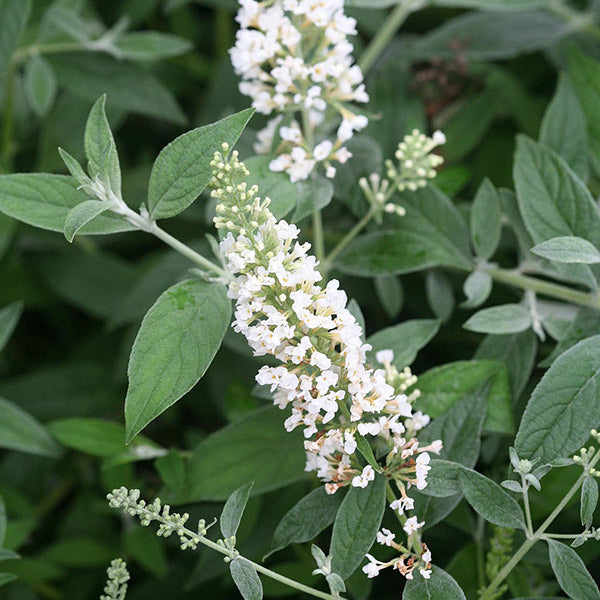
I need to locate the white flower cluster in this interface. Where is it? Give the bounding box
[229,0,369,181]
[210,143,441,581]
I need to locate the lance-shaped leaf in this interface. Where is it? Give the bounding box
[403,566,466,600]
[458,469,525,529]
[0,397,61,457]
[268,487,344,558]
[84,94,121,196]
[547,539,600,600]
[532,236,600,265]
[148,108,254,220]
[125,279,231,442]
[64,200,112,242]
[330,475,386,579]
[0,174,133,235]
[220,482,254,539]
[515,335,600,463]
[230,558,262,600]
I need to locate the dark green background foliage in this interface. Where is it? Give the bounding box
[2,0,600,598]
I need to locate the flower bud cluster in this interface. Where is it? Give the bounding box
[107,487,212,551]
[100,558,129,600]
[210,145,441,581]
[359,129,446,217]
[230,0,369,181]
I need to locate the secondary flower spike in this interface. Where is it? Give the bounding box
[210,143,441,580]
[229,0,369,181]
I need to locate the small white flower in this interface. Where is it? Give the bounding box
[403,516,424,535]
[376,528,395,547]
[352,465,375,488]
[375,349,394,365]
[362,554,382,578]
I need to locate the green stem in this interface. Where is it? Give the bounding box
[177,527,339,600]
[358,1,413,74]
[485,267,600,310]
[322,206,376,274]
[151,224,228,279]
[547,2,600,40]
[480,452,600,600]
[521,478,533,537]
[475,516,486,590]
[12,41,91,63]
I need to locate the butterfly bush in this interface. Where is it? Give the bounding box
[229,0,369,181]
[210,144,442,580]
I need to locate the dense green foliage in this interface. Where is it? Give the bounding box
[2,1,600,599]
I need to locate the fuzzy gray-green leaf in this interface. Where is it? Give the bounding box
[221,482,254,539]
[148,109,254,220]
[125,279,231,442]
[330,475,385,580]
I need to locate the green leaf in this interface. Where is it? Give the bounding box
[337,186,472,276]
[367,319,440,369]
[0,0,31,101]
[426,271,455,322]
[244,155,297,220]
[568,48,600,179]
[0,301,23,354]
[355,433,380,472]
[462,270,492,309]
[532,236,600,265]
[84,94,121,195]
[230,558,263,600]
[221,482,254,539]
[515,335,600,463]
[0,397,60,457]
[409,11,569,61]
[125,279,231,442]
[186,406,306,501]
[147,109,254,220]
[58,147,89,185]
[48,418,161,459]
[374,276,403,319]
[464,304,531,335]
[541,308,600,367]
[330,475,385,580]
[539,74,589,181]
[0,174,132,235]
[471,178,501,260]
[420,383,488,470]
[403,566,466,600]
[293,175,333,222]
[581,476,598,528]
[416,360,514,435]
[113,32,192,61]
[24,55,57,117]
[458,469,525,529]
[547,539,600,600]
[268,487,344,558]
[50,53,186,124]
[30,249,136,320]
[155,450,186,495]
[63,200,111,242]
[0,573,17,587]
[475,330,537,399]
[514,135,600,288]
[419,459,466,498]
